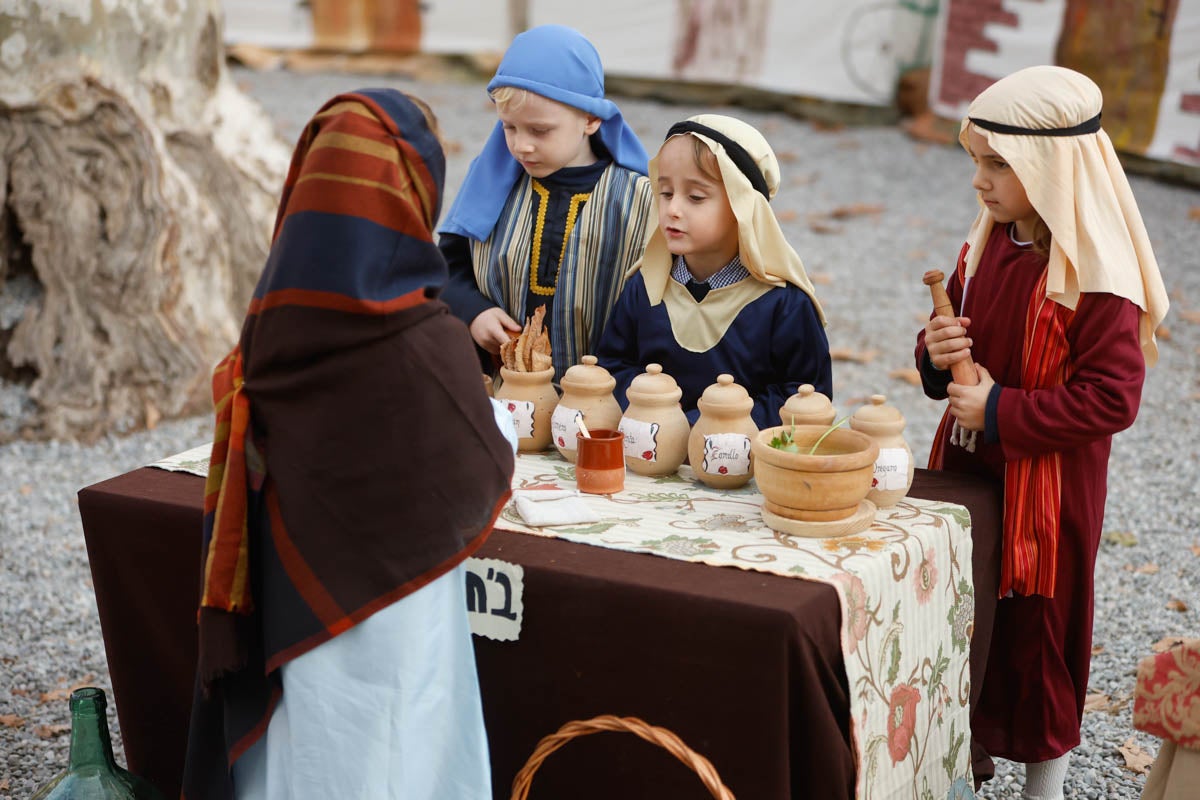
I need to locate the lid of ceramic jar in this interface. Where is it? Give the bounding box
[850,394,905,432]
[627,363,682,404]
[697,374,752,414]
[779,384,833,421]
[560,355,616,394]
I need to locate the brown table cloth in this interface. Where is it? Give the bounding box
[78,466,999,799]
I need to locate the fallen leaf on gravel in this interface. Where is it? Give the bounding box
[1179,310,1200,324]
[829,203,885,219]
[1156,324,1171,341]
[1135,563,1160,574]
[1092,644,1105,655]
[1166,598,1189,613]
[1118,738,1154,774]
[1084,693,1111,713]
[830,347,878,364]
[1189,206,1200,221]
[1151,636,1187,653]
[19,484,32,495]
[0,778,8,791]
[0,714,24,728]
[1191,543,1200,557]
[777,209,798,222]
[809,271,834,285]
[777,150,799,163]
[1103,530,1138,547]
[807,216,842,234]
[35,723,72,739]
[889,368,922,386]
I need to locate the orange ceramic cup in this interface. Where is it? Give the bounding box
[575,429,625,494]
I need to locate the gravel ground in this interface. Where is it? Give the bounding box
[2,64,1197,798]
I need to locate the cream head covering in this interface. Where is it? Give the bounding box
[635,114,824,351]
[960,65,1168,366]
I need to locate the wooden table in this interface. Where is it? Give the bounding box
[78,465,1000,799]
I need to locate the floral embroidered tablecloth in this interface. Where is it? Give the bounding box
[500,452,976,800]
[150,445,976,799]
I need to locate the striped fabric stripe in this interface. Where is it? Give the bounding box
[927,258,1074,598]
[472,165,653,378]
[1001,272,1074,597]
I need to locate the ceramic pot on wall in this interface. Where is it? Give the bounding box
[687,374,758,489]
[495,366,559,453]
[552,355,622,463]
[849,394,914,507]
[619,363,690,476]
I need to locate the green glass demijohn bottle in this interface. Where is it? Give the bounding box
[30,687,164,800]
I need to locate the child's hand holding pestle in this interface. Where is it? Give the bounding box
[922,269,978,386]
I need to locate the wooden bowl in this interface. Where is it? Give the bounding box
[750,425,880,522]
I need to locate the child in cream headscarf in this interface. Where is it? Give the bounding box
[915,65,1168,800]
[596,114,831,428]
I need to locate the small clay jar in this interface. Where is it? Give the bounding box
[494,366,559,453]
[849,394,914,507]
[778,384,836,428]
[619,363,690,476]
[552,355,623,463]
[687,374,758,489]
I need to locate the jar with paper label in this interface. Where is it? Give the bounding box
[687,374,758,489]
[495,366,559,453]
[849,394,913,507]
[552,355,622,463]
[618,363,690,476]
[778,383,836,428]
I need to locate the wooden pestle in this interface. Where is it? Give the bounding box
[923,269,978,386]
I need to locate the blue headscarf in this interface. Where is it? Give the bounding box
[439,25,649,242]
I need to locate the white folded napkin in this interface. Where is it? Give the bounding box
[512,489,600,527]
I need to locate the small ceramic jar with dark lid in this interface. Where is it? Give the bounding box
[619,363,690,476]
[687,374,758,489]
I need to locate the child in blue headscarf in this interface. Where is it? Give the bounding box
[439,25,654,382]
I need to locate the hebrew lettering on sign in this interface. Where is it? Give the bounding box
[464,557,524,641]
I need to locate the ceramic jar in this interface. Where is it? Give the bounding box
[551,355,623,463]
[619,363,690,476]
[687,374,758,489]
[778,384,836,428]
[849,394,914,507]
[494,366,559,453]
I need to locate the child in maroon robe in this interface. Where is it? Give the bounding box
[915,66,1168,800]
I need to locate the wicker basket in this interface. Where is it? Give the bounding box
[510,714,736,800]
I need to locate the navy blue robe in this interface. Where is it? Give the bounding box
[596,272,832,429]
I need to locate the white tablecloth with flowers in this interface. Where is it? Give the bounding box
[499,452,976,800]
[151,445,977,799]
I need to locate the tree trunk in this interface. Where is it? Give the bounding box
[0,0,288,441]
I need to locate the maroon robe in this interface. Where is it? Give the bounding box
[916,227,1144,762]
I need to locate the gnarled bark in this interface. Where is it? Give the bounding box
[0,0,288,441]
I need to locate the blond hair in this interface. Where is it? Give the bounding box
[489,85,529,113]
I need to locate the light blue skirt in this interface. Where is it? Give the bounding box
[232,563,491,799]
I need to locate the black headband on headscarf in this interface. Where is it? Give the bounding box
[666,120,771,199]
[969,112,1102,137]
